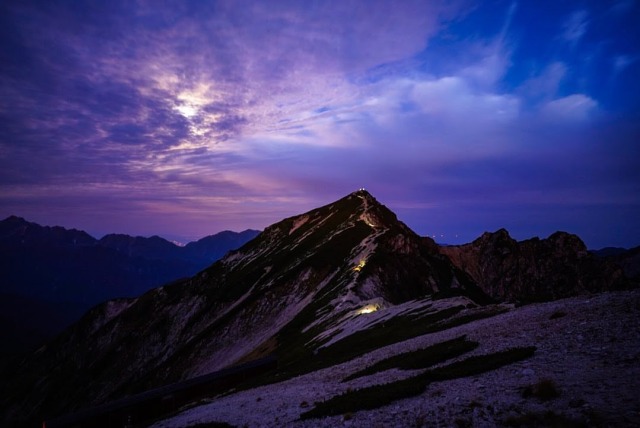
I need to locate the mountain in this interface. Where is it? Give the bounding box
[97,230,260,267]
[0,191,633,427]
[97,233,186,262]
[591,246,628,257]
[183,230,263,264]
[0,293,86,363]
[439,229,628,302]
[0,216,259,357]
[0,215,259,305]
[593,245,640,283]
[0,190,483,425]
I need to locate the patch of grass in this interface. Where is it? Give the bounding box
[521,378,561,401]
[467,399,482,408]
[549,310,567,320]
[303,373,428,419]
[321,305,466,360]
[503,410,586,427]
[454,417,472,428]
[300,346,536,420]
[343,335,479,381]
[187,422,236,428]
[425,346,536,381]
[237,304,508,393]
[317,304,507,369]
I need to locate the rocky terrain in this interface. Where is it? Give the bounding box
[153,290,640,427]
[439,229,627,302]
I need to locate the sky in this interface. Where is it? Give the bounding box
[1,0,639,248]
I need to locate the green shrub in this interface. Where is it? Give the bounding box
[187,422,236,428]
[343,335,478,381]
[549,310,567,320]
[521,378,560,401]
[301,346,536,420]
[503,410,585,427]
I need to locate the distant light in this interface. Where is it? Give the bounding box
[357,304,379,315]
[353,259,366,272]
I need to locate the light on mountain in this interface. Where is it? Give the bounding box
[353,259,367,272]
[357,303,379,315]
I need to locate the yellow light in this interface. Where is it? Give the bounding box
[357,304,379,315]
[353,259,366,272]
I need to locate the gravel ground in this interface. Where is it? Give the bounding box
[152,289,640,427]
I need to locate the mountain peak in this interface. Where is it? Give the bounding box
[329,188,400,231]
[2,214,27,223]
[351,187,373,199]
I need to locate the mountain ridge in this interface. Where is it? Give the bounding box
[439,228,628,302]
[0,216,259,359]
[0,190,634,427]
[1,190,487,424]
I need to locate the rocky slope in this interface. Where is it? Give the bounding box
[153,289,640,428]
[439,229,628,302]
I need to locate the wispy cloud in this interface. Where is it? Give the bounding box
[561,10,589,47]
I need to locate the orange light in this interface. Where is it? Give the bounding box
[353,259,366,272]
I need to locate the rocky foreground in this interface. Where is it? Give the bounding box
[154,289,640,427]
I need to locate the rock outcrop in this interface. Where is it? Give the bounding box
[439,229,629,302]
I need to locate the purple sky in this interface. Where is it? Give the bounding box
[1,0,639,248]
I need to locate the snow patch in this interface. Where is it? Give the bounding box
[289,215,309,235]
[103,299,135,321]
[316,296,475,350]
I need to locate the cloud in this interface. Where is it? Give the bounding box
[518,62,567,103]
[561,10,589,47]
[612,54,638,74]
[540,94,598,121]
[610,0,636,14]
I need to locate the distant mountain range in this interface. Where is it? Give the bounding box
[0,215,259,358]
[592,246,640,281]
[1,190,636,427]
